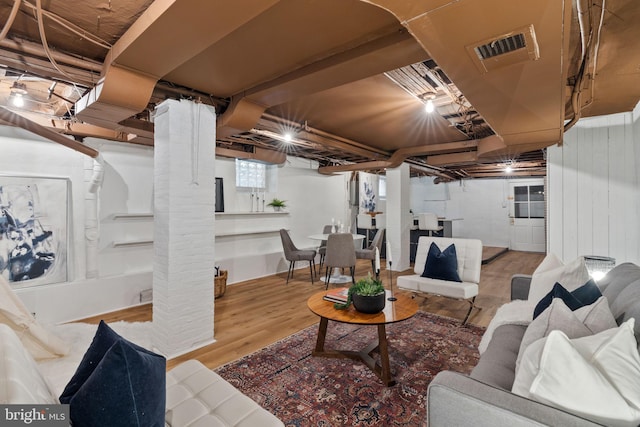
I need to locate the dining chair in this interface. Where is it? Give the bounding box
[323,233,356,289]
[418,212,443,236]
[318,224,333,273]
[279,229,317,284]
[355,228,385,278]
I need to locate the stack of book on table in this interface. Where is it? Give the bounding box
[323,287,349,304]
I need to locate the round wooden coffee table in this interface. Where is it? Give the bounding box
[307,289,418,386]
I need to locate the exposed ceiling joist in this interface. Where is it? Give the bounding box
[0,0,638,180]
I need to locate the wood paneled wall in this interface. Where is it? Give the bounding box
[548,110,640,264]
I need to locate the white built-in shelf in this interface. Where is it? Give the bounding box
[112,213,154,220]
[215,229,284,237]
[112,240,153,248]
[215,211,289,216]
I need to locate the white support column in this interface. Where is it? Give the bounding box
[385,163,411,271]
[152,99,216,358]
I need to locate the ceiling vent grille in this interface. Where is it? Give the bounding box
[474,33,526,60]
[466,25,539,74]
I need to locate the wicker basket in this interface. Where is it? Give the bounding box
[214,270,228,299]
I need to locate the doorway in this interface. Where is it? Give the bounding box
[508,179,545,252]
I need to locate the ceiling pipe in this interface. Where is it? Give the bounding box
[565,0,606,133]
[0,106,99,158]
[260,113,389,158]
[564,0,591,133]
[0,38,103,74]
[317,137,491,175]
[215,146,286,165]
[0,0,20,44]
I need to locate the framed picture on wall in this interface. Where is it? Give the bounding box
[0,175,69,287]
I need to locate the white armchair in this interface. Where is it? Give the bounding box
[397,236,482,324]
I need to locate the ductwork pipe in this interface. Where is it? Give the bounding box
[84,154,104,278]
[0,106,99,158]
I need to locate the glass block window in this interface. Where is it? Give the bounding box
[236,159,266,189]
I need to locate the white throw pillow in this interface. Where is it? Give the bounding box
[515,298,592,372]
[528,254,590,303]
[574,296,618,332]
[513,319,640,427]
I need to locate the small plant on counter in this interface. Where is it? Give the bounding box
[334,273,385,310]
[267,198,287,210]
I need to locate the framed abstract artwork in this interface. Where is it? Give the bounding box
[359,172,378,213]
[0,175,69,287]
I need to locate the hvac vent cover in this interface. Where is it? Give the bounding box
[466,25,539,73]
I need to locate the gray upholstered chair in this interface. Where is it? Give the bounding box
[355,228,385,277]
[317,224,333,272]
[418,212,443,236]
[279,229,316,284]
[323,233,356,289]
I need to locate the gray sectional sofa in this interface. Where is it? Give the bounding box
[427,262,640,426]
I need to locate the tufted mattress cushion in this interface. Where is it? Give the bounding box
[165,359,283,427]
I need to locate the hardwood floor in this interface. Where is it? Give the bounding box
[79,249,545,370]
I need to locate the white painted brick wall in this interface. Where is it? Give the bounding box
[152,99,216,357]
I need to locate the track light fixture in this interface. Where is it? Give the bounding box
[505,160,515,173]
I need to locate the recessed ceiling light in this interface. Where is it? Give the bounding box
[283,132,293,142]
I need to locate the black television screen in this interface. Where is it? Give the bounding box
[215,177,224,212]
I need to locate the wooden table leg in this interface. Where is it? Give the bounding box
[313,317,329,354]
[377,324,394,386]
[311,318,395,386]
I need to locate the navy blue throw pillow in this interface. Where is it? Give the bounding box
[421,242,462,282]
[571,278,602,306]
[60,321,166,427]
[533,279,602,319]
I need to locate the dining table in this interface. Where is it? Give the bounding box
[308,233,366,283]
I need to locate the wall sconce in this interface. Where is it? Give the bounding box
[583,255,616,281]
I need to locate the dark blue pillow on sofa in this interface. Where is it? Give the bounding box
[571,278,602,306]
[533,279,602,319]
[60,321,166,427]
[421,242,462,282]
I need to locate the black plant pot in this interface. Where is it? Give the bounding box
[352,293,386,314]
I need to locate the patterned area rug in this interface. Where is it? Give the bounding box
[215,311,484,426]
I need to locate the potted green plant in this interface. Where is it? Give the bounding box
[334,273,386,313]
[267,198,286,211]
